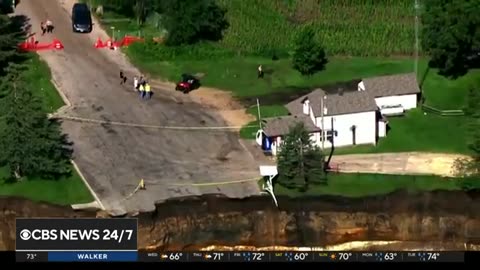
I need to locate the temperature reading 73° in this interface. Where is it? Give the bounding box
[27,253,37,260]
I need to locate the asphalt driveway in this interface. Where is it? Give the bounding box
[14,0,260,215]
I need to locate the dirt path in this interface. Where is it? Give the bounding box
[148,81,255,127]
[330,152,470,177]
[15,0,260,215]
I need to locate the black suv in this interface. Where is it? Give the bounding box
[72,3,92,33]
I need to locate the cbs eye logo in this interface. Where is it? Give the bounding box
[19,229,32,240]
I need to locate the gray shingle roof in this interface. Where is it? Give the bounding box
[362,72,421,97]
[262,115,320,137]
[286,88,378,117]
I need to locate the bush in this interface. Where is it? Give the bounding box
[458,177,480,191]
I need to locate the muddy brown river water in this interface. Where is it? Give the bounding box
[1,191,479,251]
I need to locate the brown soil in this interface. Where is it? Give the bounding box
[149,79,255,127]
[190,87,255,127]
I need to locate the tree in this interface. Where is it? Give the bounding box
[0,64,72,180]
[292,25,328,76]
[276,123,326,190]
[160,0,229,46]
[0,14,27,74]
[422,0,480,78]
[453,79,480,177]
[464,85,480,118]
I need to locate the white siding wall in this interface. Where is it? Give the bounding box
[315,111,377,148]
[309,107,316,124]
[378,121,387,137]
[374,94,417,110]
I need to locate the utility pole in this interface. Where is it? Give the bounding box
[321,95,326,150]
[256,98,262,129]
[414,0,420,76]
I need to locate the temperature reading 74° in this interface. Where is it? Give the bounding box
[427,253,439,261]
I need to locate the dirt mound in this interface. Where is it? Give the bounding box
[190,87,255,127]
[148,79,254,127]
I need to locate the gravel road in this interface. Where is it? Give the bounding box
[14,0,260,215]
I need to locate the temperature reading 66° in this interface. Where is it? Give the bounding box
[169,253,182,261]
[339,253,352,261]
[385,253,398,261]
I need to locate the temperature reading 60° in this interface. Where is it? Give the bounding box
[339,253,352,261]
[293,253,308,261]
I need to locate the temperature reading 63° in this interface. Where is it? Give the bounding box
[384,253,398,261]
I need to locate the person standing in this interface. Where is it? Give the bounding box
[119,71,126,85]
[144,83,152,99]
[40,21,46,36]
[257,65,264,78]
[138,83,145,99]
[133,76,139,92]
[45,19,53,33]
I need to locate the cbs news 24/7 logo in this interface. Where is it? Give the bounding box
[18,228,135,242]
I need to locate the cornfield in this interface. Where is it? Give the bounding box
[217,0,417,56]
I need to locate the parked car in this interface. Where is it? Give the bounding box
[72,3,92,33]
[175,74,200,93]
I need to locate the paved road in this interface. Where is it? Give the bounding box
[15,0,260,215]
[330,152,469,177]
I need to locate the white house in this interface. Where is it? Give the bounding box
[256,73,421,155]
[255,115,321,156]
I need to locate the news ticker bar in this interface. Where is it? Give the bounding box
[16,251,465,263]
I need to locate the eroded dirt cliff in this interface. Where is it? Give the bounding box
[1,191,480,251]
[137,191,480,251]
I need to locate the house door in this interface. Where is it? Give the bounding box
[351,125,356,145]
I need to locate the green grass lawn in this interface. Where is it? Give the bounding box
[334,109,469,154]
[274,173,460,197]
[128,54,420,98]
[92,6,478,155]
[23,54,65,113]
[0,54,93,205]
[0,166,93,205]
[240,105,289,139]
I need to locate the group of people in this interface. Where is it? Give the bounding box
[133,75,152,100]
[40,19,54,35]
[119,71,153,100]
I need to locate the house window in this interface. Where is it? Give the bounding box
[321,130,338,142]
[303,100,309,115]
